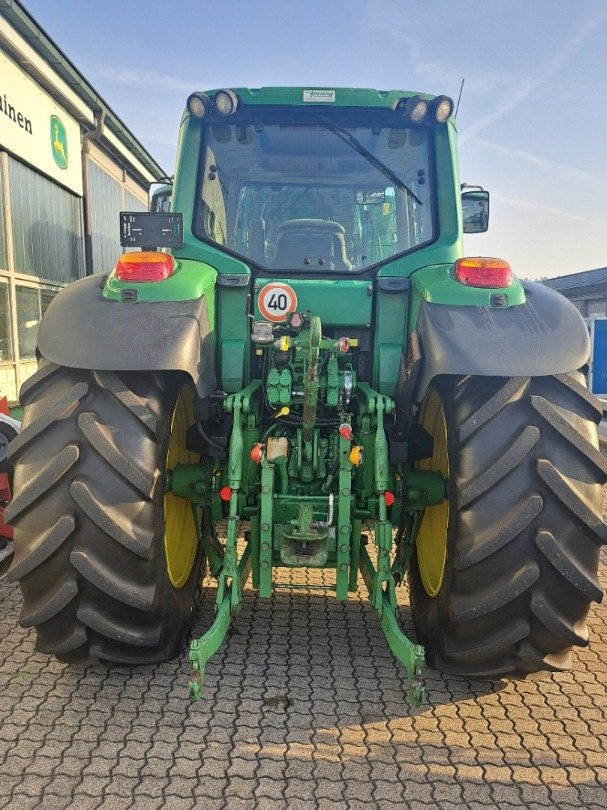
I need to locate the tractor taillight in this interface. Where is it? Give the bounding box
[454,257,513,288]
[115,252,175,283]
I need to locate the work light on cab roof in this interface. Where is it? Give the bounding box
[187,89,239,118]
[186,92,211,118]
[214,89,238,115]
[432,95,454,123]
[404,95,429,123]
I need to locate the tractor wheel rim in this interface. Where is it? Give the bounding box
[415,389,449,597]
[164,387,199,589]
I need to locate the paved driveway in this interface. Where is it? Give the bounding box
[1,539,606,809]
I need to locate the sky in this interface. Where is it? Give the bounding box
[22,0,607,280]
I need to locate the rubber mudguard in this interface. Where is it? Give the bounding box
[37,275,216,397]
[405,281,590,404]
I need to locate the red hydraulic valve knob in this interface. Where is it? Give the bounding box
[250,443,264,464]
[339,423,353,441]
[219,486,232,502]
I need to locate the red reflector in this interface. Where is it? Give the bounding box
[115,251,174,282]
[384,491,395,507]
[454,257,513,288]
[219,486,232,502]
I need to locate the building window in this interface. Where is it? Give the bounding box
[124,188,147,214]
[16,286,40,359]
[0,163,7,272]
[571,299,586,316]
[9,157,84,283]
[88,159,122,274]
[586,299,605,317]
[41,288,58,317]
[0,283,12,361]
[15,285,60,360]
[88,160,148,274]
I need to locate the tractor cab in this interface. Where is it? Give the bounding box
[175,90,462,282]
[190,99,439,275]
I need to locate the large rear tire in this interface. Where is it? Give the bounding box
[6,362,203,664]
[409,373,607,677]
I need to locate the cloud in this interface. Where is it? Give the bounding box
[364,2,524,100]
[368,21,514,100]
[89,64,194,92]
[494,193,601,226]
[460,9,607,144]
[477,139,606,187]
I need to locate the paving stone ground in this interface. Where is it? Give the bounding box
[1,531,606,809]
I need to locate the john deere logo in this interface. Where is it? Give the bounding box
[50,115,68,169]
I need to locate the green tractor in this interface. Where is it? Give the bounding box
[7,88,606,704]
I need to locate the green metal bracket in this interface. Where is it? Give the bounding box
[391,468,447,586]
[356,381,394,415]
[371,393,394,610]
[189,542,252,700]
[168,463,207,502]
[348,517,362,592]
[359,546,425,707]
[224,379,262,415]
[406,469,447,508]
[259,457,275,597]
[188,381,263,702]
[336,434,352,600]
[302,315,322,443]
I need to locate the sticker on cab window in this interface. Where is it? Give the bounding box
[303,89,335,103]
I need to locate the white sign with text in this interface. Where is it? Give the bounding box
[0,50,82,195]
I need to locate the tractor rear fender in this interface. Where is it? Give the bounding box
[399,280,590,409]
[37,274,216,397]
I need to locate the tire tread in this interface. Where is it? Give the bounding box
[409,372,606,678]
[8,366,201,664]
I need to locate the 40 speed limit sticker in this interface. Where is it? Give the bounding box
[257,282,298,322]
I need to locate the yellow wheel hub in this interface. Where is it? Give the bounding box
[164,386,199,589]
[415,389,449,597]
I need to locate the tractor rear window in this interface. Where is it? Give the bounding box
[193,113,435,272]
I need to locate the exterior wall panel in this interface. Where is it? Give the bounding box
[9,157,83,282]
[87,157,148,274]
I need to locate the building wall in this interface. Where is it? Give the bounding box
[0,43,151,403]
[567,295,607,319]
[87,142,148,275]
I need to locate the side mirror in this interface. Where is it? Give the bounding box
[149,181,173,213]
[462,189,489,233]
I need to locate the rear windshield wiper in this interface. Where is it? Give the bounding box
[318,117,422,205]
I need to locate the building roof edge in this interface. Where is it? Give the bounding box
[0,0,167,180]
